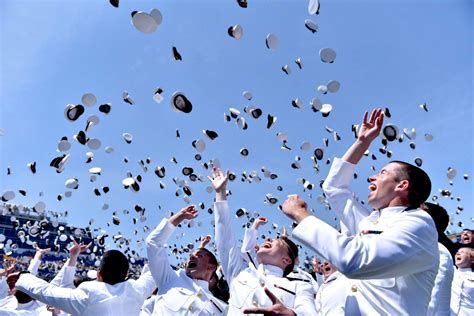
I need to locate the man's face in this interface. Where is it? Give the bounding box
[185,249,213,280]
[460,230,473,245]
[368,163,405,209]
[455,248,473,269]
[322,260,337,279]
[256,238,292,269]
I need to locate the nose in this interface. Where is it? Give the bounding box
[368,174,376,182]
[266,237,272,242]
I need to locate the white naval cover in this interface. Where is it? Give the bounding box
[293,157,439,316]
[214,200,317,316]
[146,218,227,315]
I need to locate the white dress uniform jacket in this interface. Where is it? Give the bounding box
[146,218,227,315]
[15,264,156,315]
[292,157,439,315]
[428,243,454,316]
[214,201,317,315]
[315,271,348,316]
[450,268,474,316]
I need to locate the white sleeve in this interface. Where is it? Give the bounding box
[241,227,257,254]
[130,264,156,302]
[0,276,8,300]
[50,260,76,289]
[145,218,179,289]
[322,157,370,235]
[293,214,438,279]
[427,244,454,316]
[27,258,41,276]
[293,280,318,315]
[214,201,248,282]
[15,273,88,314]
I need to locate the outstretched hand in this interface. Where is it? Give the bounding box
[33,243,51,260]
[68,240,92,257]
[243,287,296,315]
[199,235,212,248]
[252,217,268,230]
[0,259,16,277]
[357,108,384,143]
[342,108,385,164]
[208,167,229,201]
[169,205,198,227]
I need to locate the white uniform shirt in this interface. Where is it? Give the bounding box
[450,268,474,316]
[292,157,439,315]
[146,218,227,315]
[15,267,156,315]
[0,300,46,315]
[214,201,317,315]
[0,257,70,315]
[315,271,348,316]
[428,243,454,316]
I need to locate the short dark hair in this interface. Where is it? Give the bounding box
[99,250,129,285]
[197,247,218,269]
[390,161,431,208]
[280,236,299,276]
[422,202,449,236]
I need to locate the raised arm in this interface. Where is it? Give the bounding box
[341,108,384,164]
[51,240,91,288]
[28,243,51,276]
[15,273,88,314]
[284,196,437,279]
[146,205,197,288]
[130,263,156,302]
[210,167,247,281]
[241,217,267,254]
[0,259,15,299]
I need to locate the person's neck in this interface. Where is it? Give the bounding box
[386,199,410,209]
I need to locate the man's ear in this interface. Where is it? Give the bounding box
[96,270,103,282]
[207,263,217,273]
[282,256,292,266]
[395,179,410,192]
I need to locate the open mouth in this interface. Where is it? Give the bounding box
[369,184,377,191]
[187,261,197,269]
[262,242,272,249]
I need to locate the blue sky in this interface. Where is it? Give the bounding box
[1,0,472,265]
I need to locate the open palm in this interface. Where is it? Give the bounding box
[357,108,384,142]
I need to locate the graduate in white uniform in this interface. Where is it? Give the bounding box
[281,108,439,315]
[450,247,474,315]
[315,260,348,315]
[423,202,455,316]
[15,247,156,316]
[0,244,51,315]
[145,205,227,315]
[241,217,319,295]
[209,168,317,315]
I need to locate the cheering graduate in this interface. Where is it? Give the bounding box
[282,109,439,315]
[14,247,155,315]
[315,260,349,315]
[146,205,227,315]
[210,168,317,315]
[450,247,474,315]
